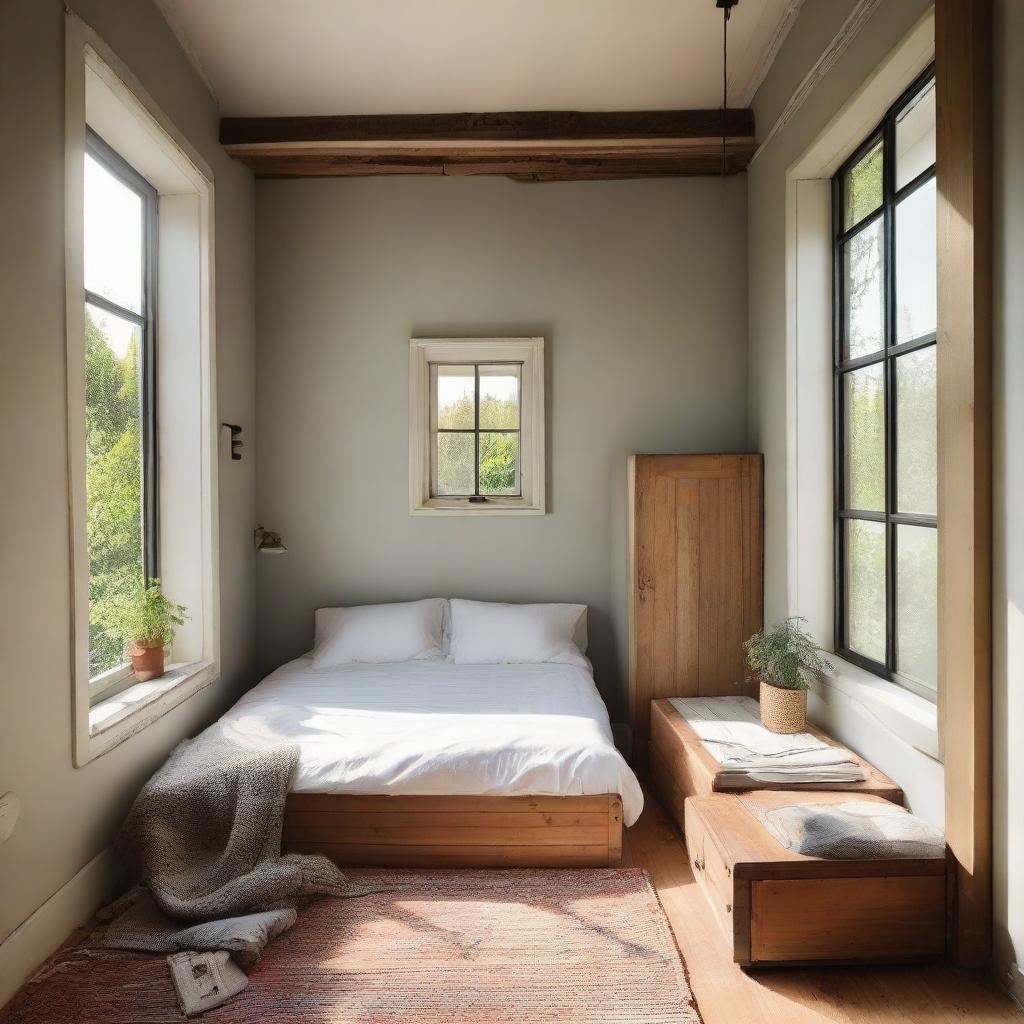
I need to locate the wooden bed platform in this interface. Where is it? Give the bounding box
[283,793,624,868]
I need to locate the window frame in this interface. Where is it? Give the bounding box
[832,64,937,698]
[409,338,545,515]
[67,16,221,766]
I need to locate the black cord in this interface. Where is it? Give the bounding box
[721,4,729,177]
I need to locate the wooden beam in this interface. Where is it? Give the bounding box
[220,108,754,146]
[220,109,756,180]
[936,0,993,969]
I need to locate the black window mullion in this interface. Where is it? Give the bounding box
[893,164,937,205]
[832,171,846,656]
[882,103,898,677]
[473,364,480,497]
[142,184,159,581]
[836,204,884,247]
[83,289,146,326]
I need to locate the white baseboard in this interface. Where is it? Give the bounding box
[0,848,119,1009]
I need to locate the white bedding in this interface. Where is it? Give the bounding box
[215,657,644,826]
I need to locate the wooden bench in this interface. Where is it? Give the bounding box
[685,791,948,966]
[650,697,904,833]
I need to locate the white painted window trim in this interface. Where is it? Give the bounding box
[409,337,546,515]
[783,10,939,761]
[65,13,220,765]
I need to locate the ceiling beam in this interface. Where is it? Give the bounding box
[220,109,756,181]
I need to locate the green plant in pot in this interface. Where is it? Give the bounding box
[743,617,833,734]
[100,579,188,682]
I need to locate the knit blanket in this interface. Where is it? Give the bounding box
[98,725,358,1013]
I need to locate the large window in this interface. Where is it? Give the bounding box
[68,23,220,764]
[833,69,937,698]
[83,129,158,689]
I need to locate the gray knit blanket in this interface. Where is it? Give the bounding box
[98,725,353,972]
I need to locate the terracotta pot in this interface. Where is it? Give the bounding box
[129,642,165,682]
[759,680,807,734]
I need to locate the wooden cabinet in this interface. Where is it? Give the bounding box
[627,454,763,770]
[684,791,947,967]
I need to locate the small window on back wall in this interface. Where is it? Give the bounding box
[410,339,545,515]
[832,68,937,699]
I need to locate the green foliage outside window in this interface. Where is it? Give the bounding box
[844,142,883,230]
[85,309,145,675]
[437,392,518,493]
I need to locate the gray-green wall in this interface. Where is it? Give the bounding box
[254,174,749,720]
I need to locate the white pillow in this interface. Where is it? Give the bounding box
[312,599,445,668]
[448,599,588,665]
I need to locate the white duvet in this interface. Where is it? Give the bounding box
[216,656,644,826]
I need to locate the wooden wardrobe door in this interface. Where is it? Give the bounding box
[628,454,763,768]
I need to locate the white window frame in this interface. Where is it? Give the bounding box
[65,13,220,765]
[409,338,545,515]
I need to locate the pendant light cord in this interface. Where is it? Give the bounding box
[721,3,730,176]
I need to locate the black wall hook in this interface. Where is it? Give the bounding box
[221,423,243,460]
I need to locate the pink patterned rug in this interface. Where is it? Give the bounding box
[2,868,701,1023]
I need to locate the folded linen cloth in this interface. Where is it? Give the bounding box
[668,696,867,786]
[754,799,946,860]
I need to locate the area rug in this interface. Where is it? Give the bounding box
[1,868,701,1024]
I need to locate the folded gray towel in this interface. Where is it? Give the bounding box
[759,800,946,860]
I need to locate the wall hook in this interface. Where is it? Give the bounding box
[220,422,243,460]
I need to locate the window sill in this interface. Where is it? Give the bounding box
[811,655,940,761]
[411,497,545,516]
[82,658,216,762]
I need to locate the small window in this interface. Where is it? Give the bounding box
[83,130,158,693]
[410,339,544,514]
[432,363,522,499]
[832,68,937,699]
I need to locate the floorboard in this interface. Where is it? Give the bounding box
[623,790,1022,1024]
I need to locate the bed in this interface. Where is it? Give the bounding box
[217,655,643,868]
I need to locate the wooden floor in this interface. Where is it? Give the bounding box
[623,791,1022,1024]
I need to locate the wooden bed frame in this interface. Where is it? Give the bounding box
[283,793,623,867]
[282,454,757,870]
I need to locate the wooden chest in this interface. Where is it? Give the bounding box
[650,697,904,832]
[684,791,948,966]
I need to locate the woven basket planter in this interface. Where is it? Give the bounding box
[759,680,807,734]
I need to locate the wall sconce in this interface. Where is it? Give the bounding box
[254,525,287,555]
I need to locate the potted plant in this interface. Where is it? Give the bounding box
[101,579,188,682]
[743,617,833,734]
